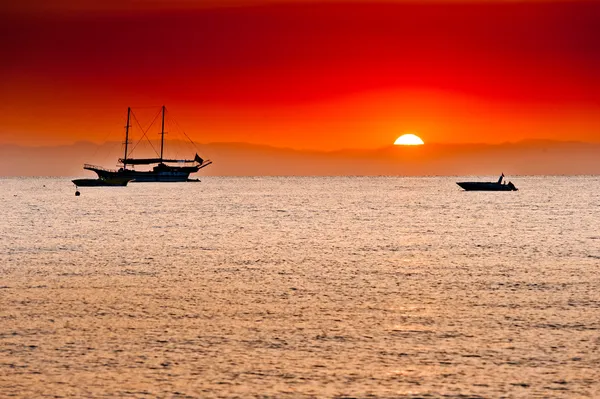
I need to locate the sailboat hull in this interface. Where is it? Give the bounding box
[89,166,198,183]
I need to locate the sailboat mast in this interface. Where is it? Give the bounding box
[123,107,131,170]
[160,105,166,162]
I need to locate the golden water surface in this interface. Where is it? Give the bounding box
[1,177,599,398]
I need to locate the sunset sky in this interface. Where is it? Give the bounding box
[1,0,599,151]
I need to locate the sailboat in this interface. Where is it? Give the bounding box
[83,106,212,183]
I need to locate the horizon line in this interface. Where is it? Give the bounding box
[2,138,599,152]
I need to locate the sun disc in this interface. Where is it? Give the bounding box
[394,134,424,146]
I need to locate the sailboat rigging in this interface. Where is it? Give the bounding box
[83,106,212,183]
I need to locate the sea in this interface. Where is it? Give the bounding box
[1,176,599,398]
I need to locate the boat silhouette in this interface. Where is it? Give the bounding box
[83,106,212,183]
[72,177,134,187]
[456,173,518,191]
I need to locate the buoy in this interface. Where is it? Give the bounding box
[75,190,80,196]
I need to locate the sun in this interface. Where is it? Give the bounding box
[394,134,424,146]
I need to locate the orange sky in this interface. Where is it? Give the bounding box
[1,0,599,150]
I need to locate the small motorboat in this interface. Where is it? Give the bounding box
[456,173,518,191]
[72,177,133,187]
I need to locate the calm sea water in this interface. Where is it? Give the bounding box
[1,176,599,398]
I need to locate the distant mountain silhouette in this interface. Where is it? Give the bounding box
[1,140,599,176]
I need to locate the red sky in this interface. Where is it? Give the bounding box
[1,0,599,150]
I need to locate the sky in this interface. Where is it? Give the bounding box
[1,0,599,152]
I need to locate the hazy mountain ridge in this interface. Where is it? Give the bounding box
[1,140,599,176]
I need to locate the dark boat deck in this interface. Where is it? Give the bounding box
[456,181,518,191]
[72,177,133,187]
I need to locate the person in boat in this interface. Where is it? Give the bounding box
[497,173,504,184]
[507,181,515,190]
